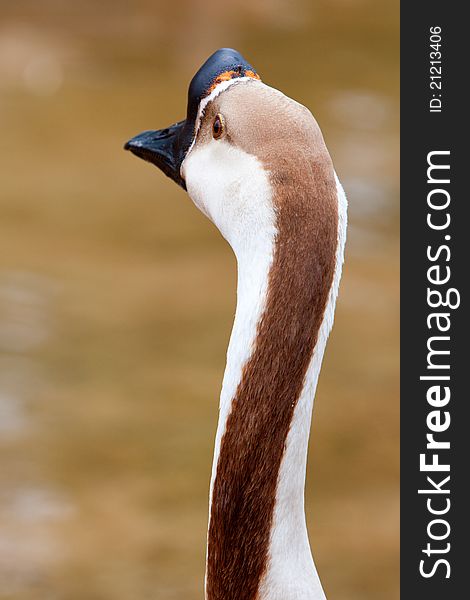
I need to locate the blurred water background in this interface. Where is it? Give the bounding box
[0,1,399,598]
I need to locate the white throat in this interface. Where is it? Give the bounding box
[184,138,278,494]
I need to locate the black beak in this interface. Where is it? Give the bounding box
[124,50,258,191]
[124,120,188,189]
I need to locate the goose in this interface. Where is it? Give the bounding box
[124,48,347,600]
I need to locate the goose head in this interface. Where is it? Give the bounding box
[125,48,335,255]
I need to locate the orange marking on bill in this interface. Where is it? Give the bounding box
[245,70,261,80]
[206,69,261,95]
[207,70,238,94]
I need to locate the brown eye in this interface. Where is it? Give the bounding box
[212,114,224,139]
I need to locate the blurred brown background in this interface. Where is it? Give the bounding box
[0,1,399,599]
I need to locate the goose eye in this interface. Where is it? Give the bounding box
[212,114,225,139]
